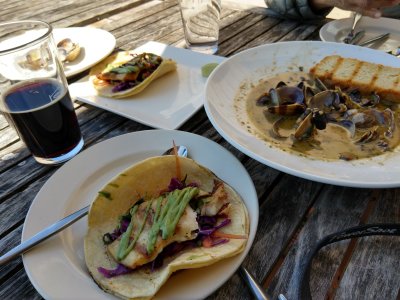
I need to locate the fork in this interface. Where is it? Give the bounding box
[343,12,362,44]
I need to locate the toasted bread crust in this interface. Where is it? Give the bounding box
[309,55,400,102]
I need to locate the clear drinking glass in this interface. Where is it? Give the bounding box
[0,20,84,165]
[179,0,221,54]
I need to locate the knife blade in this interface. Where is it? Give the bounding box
[357,32,390,46]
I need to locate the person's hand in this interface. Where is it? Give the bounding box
[311,0,400,17]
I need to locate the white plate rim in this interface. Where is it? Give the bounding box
[22,129,259,300]
[205,40,400,188]
[53,27,116,78]
[319,16,400,46]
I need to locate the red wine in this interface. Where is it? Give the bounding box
[1,79,82,160]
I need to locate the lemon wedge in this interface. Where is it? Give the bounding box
[201,63,219,77]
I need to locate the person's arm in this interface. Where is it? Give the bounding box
[309,0,400,18]
[265,0,332,20]
[308,0,331,11]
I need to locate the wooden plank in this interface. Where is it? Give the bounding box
[0,267,42,300]
[51,0,149,28]
[218,16,281,57]
[0,127,18,151]
[334,189,400,300]
[0,0,146,27]
[89,0,172,31]
[0,175,51,236]
[0,0,27,11]
[210,174,323,299]
[235,19,299,51]
[219,10,262,43]
[112,7,182,49]
[0,0,49,19]
[266,186,374,299]
[123,13,184,49]
[0,0,87,22]
[0,141,30,171]
[0,117,9,130]
[0,224,23,284]
[278,23,320,42]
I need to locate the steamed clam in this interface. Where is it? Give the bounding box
[20,44,51,70]
[57,38,81,62]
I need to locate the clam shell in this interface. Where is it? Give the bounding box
[57,38,81,62]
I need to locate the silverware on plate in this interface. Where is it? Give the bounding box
[357,32,390,46]
[349,30,365,45]
[239,266,271,300]
[343,12,362,44]
[0,205,89,265]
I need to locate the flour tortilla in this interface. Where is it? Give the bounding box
[84,156,249,300]
[89,51,177,99]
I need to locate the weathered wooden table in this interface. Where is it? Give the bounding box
[0,1,399,299]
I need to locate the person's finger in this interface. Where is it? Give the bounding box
[332,0,400,13]
[364,0,400,9]
[361,8,382,18]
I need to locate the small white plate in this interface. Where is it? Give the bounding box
[53,27,116,78]
[320,16,400,52]
[69,41,225,130]
[205,41,400,188]
[22,129,258,300]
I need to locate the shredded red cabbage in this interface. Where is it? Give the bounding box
[102,217,130,244]
[98,264,134,278]
[166,177,198,192]
[168,177,186,191]
[112,81,137,92]
[198,218,231,236]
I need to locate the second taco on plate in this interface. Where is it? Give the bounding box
[89,51,177,99]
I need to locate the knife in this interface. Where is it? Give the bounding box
[0,205,89,265]
[357,32,390,47]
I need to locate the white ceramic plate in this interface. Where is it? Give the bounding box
[22,130,258,300]
[69,41,226,130]
[205,41,400,188]
[53,27,116,78]
[320,17,400,52]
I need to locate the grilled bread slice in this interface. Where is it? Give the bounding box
[309,55,400,102]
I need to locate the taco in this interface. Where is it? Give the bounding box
[89,51,177,98]
[84,156,249,299]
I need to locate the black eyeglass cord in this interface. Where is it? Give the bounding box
[291,223,400,300]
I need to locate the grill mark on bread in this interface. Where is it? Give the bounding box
[370,64,382,88]
[351,60,362,80]
[331,57,342,80]
[395,74,400,86]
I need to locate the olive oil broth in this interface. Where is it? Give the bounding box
[245,72,400,161]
